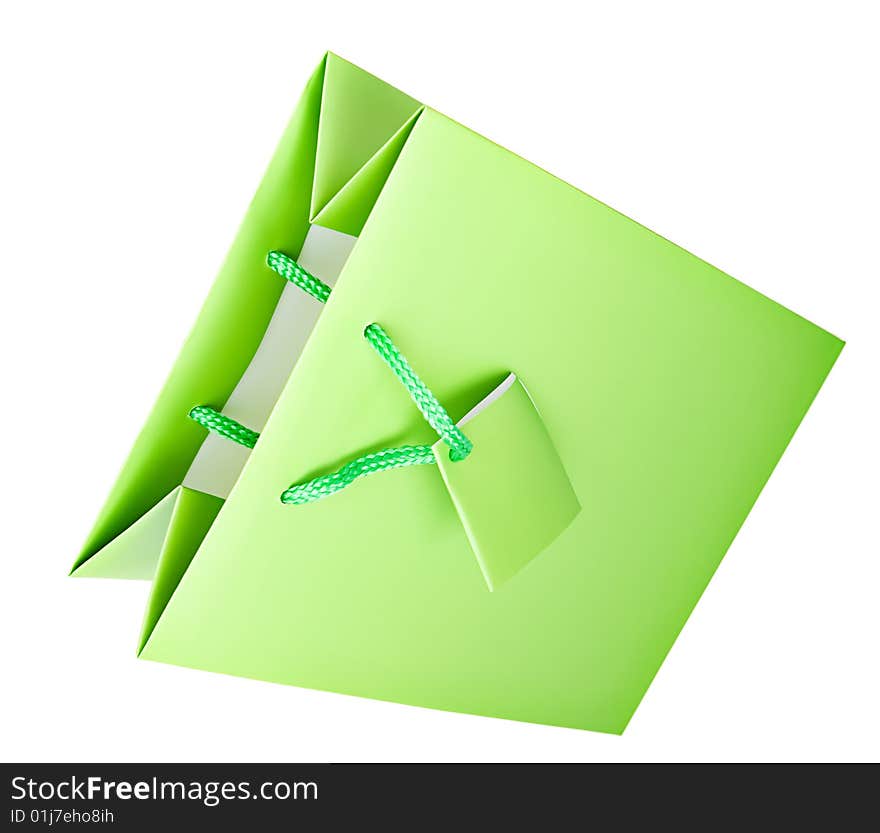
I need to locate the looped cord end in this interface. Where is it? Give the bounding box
[449,444,472,463]
[363,323,473,463]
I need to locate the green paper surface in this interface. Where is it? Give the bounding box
[76,55,843,733]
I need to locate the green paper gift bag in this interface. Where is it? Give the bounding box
[72,52,843,733]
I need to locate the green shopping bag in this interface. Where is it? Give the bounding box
[72,53,843,733]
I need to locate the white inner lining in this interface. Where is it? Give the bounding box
[183,225,358,499]
[457,373,517,428]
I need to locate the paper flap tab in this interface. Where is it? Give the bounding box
[434,374,580,591]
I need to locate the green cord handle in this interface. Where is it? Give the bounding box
[280,445,436,505]
[189,251,472,504]
[363,323,472,463]
[266,250,331,303]
[188,405,259,449]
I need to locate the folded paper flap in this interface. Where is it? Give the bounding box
[70,487,181,580]
[70,482,222,655]
[138,487,223,654]
[71,60,324,572]
[311,109,423,236]
[73,54,423,573]
[310,53,422,221]
[434,374,580,591]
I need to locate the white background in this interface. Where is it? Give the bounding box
[1,1,877,763]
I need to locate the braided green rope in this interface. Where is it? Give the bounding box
[190,252,472,504]
[363,323,472,462]
[280,323,472,503]
[266,250,332,302]
[280,445,435,505]
[188,405,259,449]
[188,254,332,448]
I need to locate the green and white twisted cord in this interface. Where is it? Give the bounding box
[188,405,259,449]
[362,323,472,462]
[266,250,331,303]
[280,444,436,505]
[188,250,472,504]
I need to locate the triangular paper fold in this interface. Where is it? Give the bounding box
[73,484,222,659]
[310,53,421,220]
[312,109,422,236]
[137,487,223,653]
[72,53,423,577]
[71,488,180,579]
